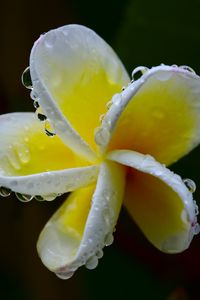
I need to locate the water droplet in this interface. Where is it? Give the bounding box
[37,113,47,121]
[0,186,11,197]
[106,100,113,109]
[45,128,56,137]
[44,34,56,49]
[104,233,114,246]
[193,200,199,215]
[43,194,58,201]
[183,178,196,193]
[179,65,196,74]
[56,271,74,280]
[35,195,44,201]
[7,147,21,170]
[44,120,56,137]
[103,207,112,227]
[96,249,103,259]
[30,90,38,100]
[112,93,122,106]
[33,100,39,109]
[15,193,34,202]
[85,256,98,270]
[21,67,32,89]
[131,66,149,81]
[99,114,105,123]
[193,222,200,235]
[94,127,110,146]
[15,144,30,164]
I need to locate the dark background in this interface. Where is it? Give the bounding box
[1,0,200,299]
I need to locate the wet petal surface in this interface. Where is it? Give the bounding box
[108,150,198,252]
[30,24,129,153]
[0,113,97,196]
[105,66,200,165]
[37,161,125,274]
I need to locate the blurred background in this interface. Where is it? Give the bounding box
[1,0,200,299]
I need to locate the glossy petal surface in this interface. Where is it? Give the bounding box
[0,113,97,195]
[37,161,125,273]
[30,24,129,153]
[107,66,200,165]
[108,150,197,252]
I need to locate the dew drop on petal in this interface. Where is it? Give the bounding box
[15,144,30,164]
[192,221,200,235]
[7,147,21,170]
[0,187,11,197]
[85,256,98,270]
[131,66,149,81]
[42,194,58,201]
[37,113,47,122]
[112,93,123,107]
[106,100,113,110]
[104,233,114,246]
[21,67,32,89]
[44,120,56,137]
[44,34,56,49]
[45,128,56,137]
[30,90,38,101]
[55,271,74,280]
[179,65,196,74]
[194,200,199,215]
[96,249,104,259]
[33,100,40,109]
[94,127,110,146]
[34,195,44,201]
[15,193,34,202]
[183,178,196,193]
[99,114,105,123]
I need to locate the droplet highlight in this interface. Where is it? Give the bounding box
[85,256,98,270]
[179,65,196,74]
[106,100,113,110]
[15,193,34,202]
[21,67,32,89]
[104,233,114,246]
[0,186,11,197]
[33,100,40,109]
[35,195,44,201]
[131,66,149,81]
[183,178,196,193]
[37,113,47,122]
[30,90,38,100]
[42,194,58,201]
[96,249,103,259]
[44,121,56,137]
[94,127,110,146]
[15,144,30,164]
[56,271,74,280]
[7,147,21,170]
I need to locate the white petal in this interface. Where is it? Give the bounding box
[99,65,200,155]
[37,161,125,275]
[30,24,129,161]
[0,166,99,197]
[0,112,98,198]
[108,150,199,252]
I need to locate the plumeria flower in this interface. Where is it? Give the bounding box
[0,25,200,280]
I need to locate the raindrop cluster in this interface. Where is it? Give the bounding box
[21,66,56,137]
